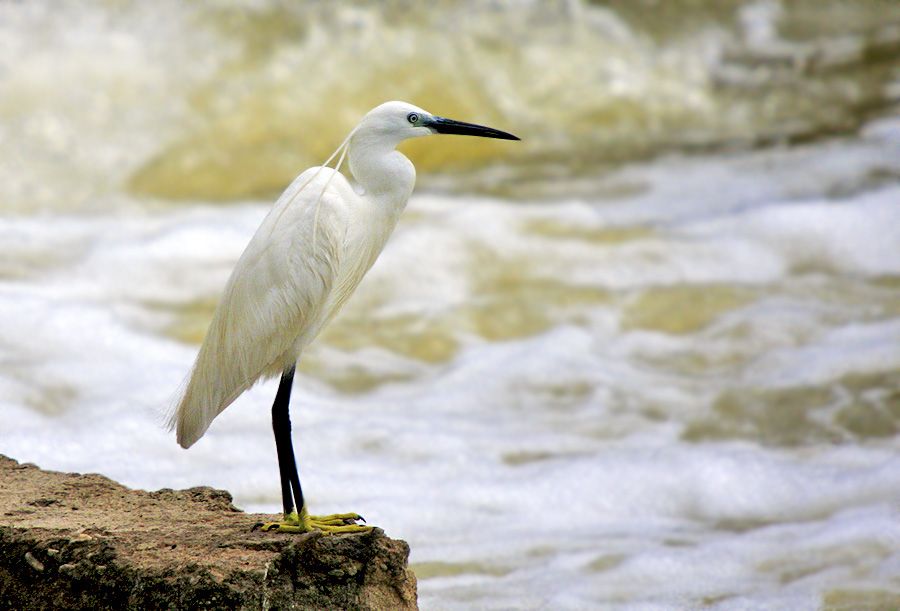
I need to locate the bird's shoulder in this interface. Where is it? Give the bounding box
[242,166,354,249]
[227,166,359,292]
[281,166,357,209]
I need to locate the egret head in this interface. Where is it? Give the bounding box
[357,101,519,146]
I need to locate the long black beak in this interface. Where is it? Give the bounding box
[426,116,520,141]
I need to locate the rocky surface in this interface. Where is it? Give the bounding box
[0,455,417,610]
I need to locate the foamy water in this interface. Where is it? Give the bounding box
[2,1,900,609]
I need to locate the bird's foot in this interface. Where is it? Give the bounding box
[259,506,372,535]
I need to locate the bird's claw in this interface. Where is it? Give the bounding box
[259,508,372,535]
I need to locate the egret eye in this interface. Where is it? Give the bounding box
[407,112,419,125]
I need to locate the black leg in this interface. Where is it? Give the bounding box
[272,366,305,516]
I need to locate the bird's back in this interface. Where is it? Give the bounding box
[171,167,391,448]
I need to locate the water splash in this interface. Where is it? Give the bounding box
[3,1,899,209]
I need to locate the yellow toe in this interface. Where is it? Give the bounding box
[259,507,372,535]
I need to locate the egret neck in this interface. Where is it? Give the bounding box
[348,125,417,211]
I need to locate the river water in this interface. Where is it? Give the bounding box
[2,1,899,609]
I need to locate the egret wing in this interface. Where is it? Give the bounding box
[172,169,349,448]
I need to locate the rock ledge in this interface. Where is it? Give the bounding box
[0,455,417,610]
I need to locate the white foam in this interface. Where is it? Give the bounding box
[680,185,900,277]
[1,111,899,611]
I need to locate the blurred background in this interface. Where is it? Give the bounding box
[1,1,899,608]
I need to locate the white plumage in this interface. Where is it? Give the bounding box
[172,102,423,447]
[168,100,517,532]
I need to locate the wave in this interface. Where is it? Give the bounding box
[2,0,899,207]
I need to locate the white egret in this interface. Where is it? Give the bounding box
[170,101,519,533]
